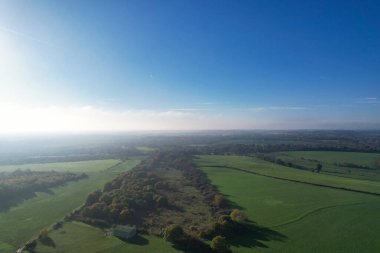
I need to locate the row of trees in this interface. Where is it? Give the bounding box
[256,154,323,173]
[186,138,380,156]
[76,171,170,228]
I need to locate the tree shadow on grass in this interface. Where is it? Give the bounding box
[223,195,244,210]
[206,187,286,250]
[172,237,213,253]
[117,234,149,246]
[0,189,55,212]
[228,221,287,249]
[39,236,56,248]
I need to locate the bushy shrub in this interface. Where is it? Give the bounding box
[230,209,247,223]
[211,236,229,253]
[163,224,186,243]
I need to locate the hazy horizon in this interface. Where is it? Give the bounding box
[1,1,379,133]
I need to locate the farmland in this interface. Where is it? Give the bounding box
[270,151,380,180]
[197,154,380,253]
[0,133,379,253]
[0,159,140,253]
[34,222,178,253]
[198,155,380,194]
[31,152,229,253]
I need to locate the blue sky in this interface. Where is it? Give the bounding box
[0,0,379,132]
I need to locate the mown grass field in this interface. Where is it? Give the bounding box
[198,155,380,194]
[273,151,380,180]
[34,222,179,253]
[0,159,140,253]
[197,155,380,253]
[279,151,380,168]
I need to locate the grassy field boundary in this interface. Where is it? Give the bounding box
[104,161,123,170]
[269,202,367,229]
[203,165,380,196]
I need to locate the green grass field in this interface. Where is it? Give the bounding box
[197,155,380,253]
[34,222,179,253]
[4,153,380,253]
[272,151,380,180]
[197,155,380,194]
[276,151,380,168]
[0,159,140,253]
[0,159,120,173]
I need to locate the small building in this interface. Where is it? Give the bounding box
[110,225,137,239]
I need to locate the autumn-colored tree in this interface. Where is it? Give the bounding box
[230,209,247,223]
[213,194,226,207]
[163,224,186,243]
[211,236,229,253]
[39,228,49,238]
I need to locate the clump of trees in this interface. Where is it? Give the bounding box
[201,210,248,239]
[163,223,234,253]
[163,224,213,252]
[75,160,174,229]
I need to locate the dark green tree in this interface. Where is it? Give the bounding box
[316,164,322,173]
[163,224,186,243]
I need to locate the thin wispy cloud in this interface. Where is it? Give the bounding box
[170,108,209,112]
[356,97,380,104]
[0,25,55,47]
[197,102,218,105]
[249,106,308,112]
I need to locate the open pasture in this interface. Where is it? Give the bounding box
[198,155,380,253]
[197,155,380,194]
[0,159,120,173]
[0,159,139,253]
[273,151,380,180]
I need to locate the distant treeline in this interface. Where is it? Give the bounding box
[1,130,379,165]
[186,142,380,156]
[0,170,87,211]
